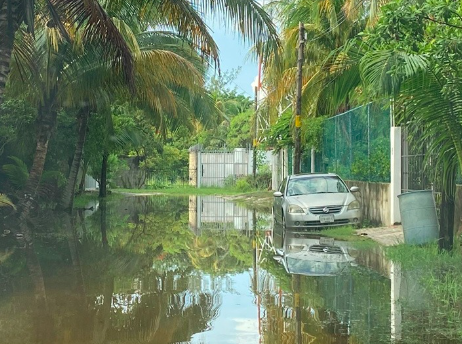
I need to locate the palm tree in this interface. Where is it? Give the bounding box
[0,0,280,107]
[260,0,369,149]
[4,0,280,217]
[58,26,218,206]
[0,0,135,107]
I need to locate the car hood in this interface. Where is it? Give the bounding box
[283,246,355,276]
[289,193,355,208]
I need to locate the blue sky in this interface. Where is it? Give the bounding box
[207,20,259,98]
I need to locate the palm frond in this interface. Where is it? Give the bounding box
[360,49,429,97]
[53,0,135,89]
[2,156,29,189]
[0,194,16,210]
[155,0,220,67]
[198,0,280,61]
[397,69,462,193]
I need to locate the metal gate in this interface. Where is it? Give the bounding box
[196,148,252,187]
[401,127,433,192]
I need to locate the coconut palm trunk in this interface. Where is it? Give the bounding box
[60,105,90,210]
[439,168,457,251]
[0,0,22,106]
[99,152,108,198]
[19,98,58,222]
[77,160,89,194]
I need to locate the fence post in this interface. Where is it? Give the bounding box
[390,127,402,225]
[188,145,199,187]
[197,150,202,188]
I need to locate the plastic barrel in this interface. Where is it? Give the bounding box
[398,190,439,245]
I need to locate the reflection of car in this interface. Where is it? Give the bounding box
[273,232,356,276]
[273,173,361,229]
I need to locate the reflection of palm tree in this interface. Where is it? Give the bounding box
[105,269,221,343]
[187,233,252,273]
[92,275,115,344]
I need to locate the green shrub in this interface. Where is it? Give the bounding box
[224,174,237,187]
[235,178,252,192]
[243,172,271,190]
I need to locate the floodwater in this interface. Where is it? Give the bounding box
[0,195,459,343]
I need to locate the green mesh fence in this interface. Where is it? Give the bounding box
[319,103,391,182]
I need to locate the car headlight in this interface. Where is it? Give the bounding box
[347,200,360,210]
[288,204,304,213]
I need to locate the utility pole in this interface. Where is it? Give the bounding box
[253,86,258,180]
[294,22,305,174]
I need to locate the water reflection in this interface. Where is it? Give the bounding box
[0,195,259,344]
[273,231,356,276]
[189,195,255,233]
[258,225,390,343]
[1,195,460,343]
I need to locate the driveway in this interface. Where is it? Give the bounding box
[356,225,404,246]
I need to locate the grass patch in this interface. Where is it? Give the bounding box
[319,226,379,249]
[114,186,271,197]
[322,226,367,241]
[385,242,443,269]
[73,192,100,208]
[73,191,125,208]
[385,242,462,341]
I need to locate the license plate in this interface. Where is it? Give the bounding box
[319,214,334,223]
[319,237,335,245]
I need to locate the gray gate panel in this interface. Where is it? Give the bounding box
[199,149,251,187]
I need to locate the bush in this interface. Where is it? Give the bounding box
[224,174,237,187]
[235,178,252,192]
[243,172,271,190]
[254,172,271,190]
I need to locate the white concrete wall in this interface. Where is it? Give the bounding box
[346,180,391,226]
[84,175,98,190]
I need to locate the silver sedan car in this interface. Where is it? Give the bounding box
[273,173,361,229]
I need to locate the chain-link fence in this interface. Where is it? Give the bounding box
[320,103,391,182]
[144,167,189,188]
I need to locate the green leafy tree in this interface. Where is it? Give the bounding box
[358,0,462,249]
[226,108,253,148]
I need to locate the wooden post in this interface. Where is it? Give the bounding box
[294,22,305,174]
[253,86,258,180]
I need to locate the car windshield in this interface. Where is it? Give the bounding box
[287,176,348,196]
[286,258,348,275]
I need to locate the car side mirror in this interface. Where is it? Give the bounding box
[350,186,360,192]
[273,256,284,263]
[273,191,283,197]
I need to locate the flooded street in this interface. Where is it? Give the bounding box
[0,195,458,343]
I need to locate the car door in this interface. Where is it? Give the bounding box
[273,177,287,222]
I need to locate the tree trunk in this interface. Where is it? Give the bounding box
[19,101,58,223]
[64,212,86,296]
[439,188,455,252]
[438,166,456,251]
[77,160,89,194]
[93,211,112,344]
[100,198,108,247]
[60,106,90,210]
[99,152,108,198]
[0,0,22,107]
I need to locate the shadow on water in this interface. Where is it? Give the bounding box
[1,195,462,343]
